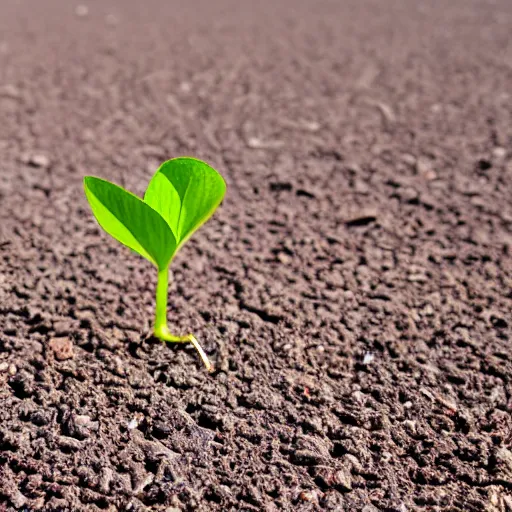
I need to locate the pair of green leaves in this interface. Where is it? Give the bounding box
[84,157,226,270]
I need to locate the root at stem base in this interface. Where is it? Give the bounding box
[154,326,214,373]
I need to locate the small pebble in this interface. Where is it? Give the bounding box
[401,153,416,166]
[48,337,74,361]
[363,352,374,365]
[180,82,191,93]
[381,451,392,462]
[0,84,21,99]
[277,252,291,264]
[24,153,50,168]
[75,5,89,17]
[299,490,318,503]
[127,414,144,430]
[127,418,139,430]
[492,147,507,160]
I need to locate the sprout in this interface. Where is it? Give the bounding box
[83,157,226,371]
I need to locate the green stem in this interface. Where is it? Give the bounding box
[153,266,214,373]
[154,267,169,337]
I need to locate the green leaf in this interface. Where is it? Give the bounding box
[144,157,226,248]
[84,176,177,270]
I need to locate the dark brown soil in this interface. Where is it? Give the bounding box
[1,0,512,510]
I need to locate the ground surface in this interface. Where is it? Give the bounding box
[0,0,511,510]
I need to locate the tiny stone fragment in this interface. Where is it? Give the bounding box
[0,84,21,99]
[334,468,352,491]
[362,352,374,365]
[75,5,89,17]
[277,252,291,264]
[345,209,378,227]
[299,490,318,503]
[24,154,50,168]
[56,435,82,451]
[99,467,113,493]
[48,337,74,361]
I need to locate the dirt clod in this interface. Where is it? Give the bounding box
[48,337,74,360]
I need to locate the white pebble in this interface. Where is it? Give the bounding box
[363,352,374,365]
[127,418,139,430]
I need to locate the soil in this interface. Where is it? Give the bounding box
[0,0,512,510]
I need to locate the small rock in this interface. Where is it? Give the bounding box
[381,451,392,462]
[246,137,284,150]
[401,153,416,166]
[292,449,326,466]
[179,81,191,93]
[408,273,427,283]
[48,337,74,361]
[132,473,154,495]
[65,413,98,439]
[416,156,435,176]
[422,304,434,316]
[402,186,419,203]
[75,415,91,427]
[299,490,318,503]
[56,436,82,451]
[277,252,291,264]
[314,466,352,491]
[75,5,89,17]
[362,352,374,365]
[354,179,369,194]
[0,84,21,99]
[344,209,378,227]
[99,467,114,493]
[423,169,437,181]
[128,413,144,430]
[492,147,507,160]
[403,420,417,433]
[334,468,352,491]
[496,447,512,474]
[24,153,50,168]
[127,418,139,430]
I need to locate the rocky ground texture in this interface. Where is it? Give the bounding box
[0,0,512,510]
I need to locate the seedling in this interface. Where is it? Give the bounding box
[83,157,226,372]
